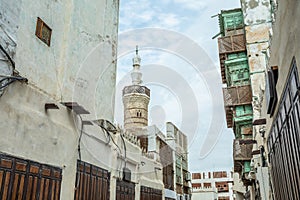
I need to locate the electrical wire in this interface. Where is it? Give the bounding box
[0,44,15,70]
[0,79,19,90]
[77,115,84,161]
[120,132,127,168]
[102,127,122,155]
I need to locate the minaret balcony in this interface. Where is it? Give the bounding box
[123,85,150,97]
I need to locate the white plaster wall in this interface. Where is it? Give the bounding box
[232,172,246,194]
[0,83,78,199]
[0,0,21,94]
[1,0,120,199]
[192,189,218,200]
[14,0,119,120]
[240,0,272,25]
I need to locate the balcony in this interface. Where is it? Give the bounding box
[233,139,253,173]
[223,85,252,107]
[123,85,150,97]
[225,107,234,128]
[233,139,253,161]
[218,34,246,54]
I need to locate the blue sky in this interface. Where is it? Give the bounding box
[115,0,241,172]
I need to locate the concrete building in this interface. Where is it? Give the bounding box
[191,171,233,200]
[166,122,191,200]
[191,187,218,200]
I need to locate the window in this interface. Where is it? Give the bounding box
[136,110,142,118]
[140,186,162,200]
[35,17,52,46]
[266,67,278,115]
[192,173,201,179]
[203,183,211,188]
[192,183,201,188]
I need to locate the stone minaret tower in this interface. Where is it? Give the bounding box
[123,46,150,130]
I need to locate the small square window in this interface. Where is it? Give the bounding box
[35,17,52,46]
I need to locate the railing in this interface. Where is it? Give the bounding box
[123,85,150,97]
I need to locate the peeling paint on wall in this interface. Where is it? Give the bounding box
[240,0,272,25]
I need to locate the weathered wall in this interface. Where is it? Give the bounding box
[0,0,21,95]
[13,0,119,120]
[240,0,272,25]
[0,83,81,199]
[232,172,246,194]
[0,0,120,199]
[123,93,150,129]
[240,1,272,199]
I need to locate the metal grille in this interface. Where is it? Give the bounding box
[140,186,162,200]
[74,160,110,200]
[218,34,246,54]
[268,59,300,200]
[223,85,252,106]
[0,154,62,200]
[116,180,135,200]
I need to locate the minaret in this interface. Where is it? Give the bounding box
[122,46,150,130]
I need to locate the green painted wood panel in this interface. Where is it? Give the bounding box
[225,53,250,86]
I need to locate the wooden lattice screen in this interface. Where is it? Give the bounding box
[74,160,110,200]
[0,154,62,200]
[140,186,162,200]
[116,179,135,200]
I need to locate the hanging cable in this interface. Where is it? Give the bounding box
[77,115,84,161]
[0,76,27,90]
[0,44,15,70]
[120,132,127,168]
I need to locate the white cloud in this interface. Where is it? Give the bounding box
[173,0,208,10]
[118,0,240,172]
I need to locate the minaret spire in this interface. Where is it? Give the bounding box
[131,45,142,85]
[122,46,150,130]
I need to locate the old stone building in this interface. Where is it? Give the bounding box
[0,1,165,200]
[216,0,300,199]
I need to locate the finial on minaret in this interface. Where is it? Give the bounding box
[131,45,142,85]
